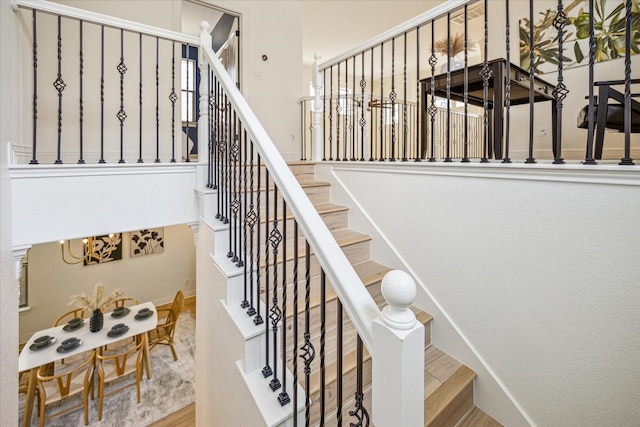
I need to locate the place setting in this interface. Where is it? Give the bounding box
[135,307,154,320]
[29,335,57,351]
[56,337,82,353]
[63,317,85,332]
[111,305,131,318]
[107,322,129,338]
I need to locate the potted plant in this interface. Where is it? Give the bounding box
[69,283,125,332]
[434,32,475,72]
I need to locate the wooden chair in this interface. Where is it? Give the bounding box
[36,350,96,427]
[96,334,146,421]
[102,297,140,313]
[52,308,86,327]
[147,290,184,361]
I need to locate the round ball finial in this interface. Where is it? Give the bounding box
[381,270,417,330]
[200,21,210,32]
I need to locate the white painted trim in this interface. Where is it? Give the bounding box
[10,163,197,179]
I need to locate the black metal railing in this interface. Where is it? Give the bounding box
[15,4,198,165]
[305,0,637,165]
[207,51,373,425]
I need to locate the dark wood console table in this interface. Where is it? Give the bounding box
[420,58,557,159]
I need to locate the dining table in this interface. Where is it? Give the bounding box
[19,301,158,427]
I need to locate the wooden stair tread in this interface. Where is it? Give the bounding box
[424,365,476,426]
[457,406,504,427]
[307,346,372,396]
[259,202,349,223]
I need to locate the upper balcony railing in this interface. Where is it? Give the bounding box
[305,0,639,165]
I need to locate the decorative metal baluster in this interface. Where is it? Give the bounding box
[415,26,421,162]
[138,33,143,163]
[402,32,408,161]
[428,21,437,162]
[351,55,356,161]
[278,197,290,406]
[336,299,344,425]
[292,221,299,426]
[444,15,452,163]
[620,0,634,165]
[208,72,214,186]
[369,47,375,161]
[53,15,65,165]
[169,41,177,163]
[185,43,192,163]
[552,1,568,164]
[322,69,327,161]
[343,59,348,161]
[227,110,236,256]
[480,0,491,163]
[349,335,370,427]
[30,10,38,165]
[360,51,366,161]
[336,62,341,161]
[253,155,264,325]
[502,0,512,163]
[319,270,326,425]
[262,170,272,378]
[246,142,258,317]
[268,187,283,392]
[78,20,84,164]
[236,128,244,268]
[583,0,596,165]
[525,1,537,164]
[329,67,334,161]
[379,42,384,161]
[99,25,106,163]
[300,242,315,425]
[155,37,160,163]
[390,37,397,161]
[242,130,251,310]
[462,8,470,163]
[229,117,239,262]
[117,29,127,164]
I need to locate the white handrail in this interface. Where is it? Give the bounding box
[318,0,478,70]
[12,0,199,45]
[200,23,381,351]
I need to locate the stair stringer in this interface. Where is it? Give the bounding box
[196,217,305,427]
[312,162,532,427]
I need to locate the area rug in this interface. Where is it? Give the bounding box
[19,311,196,426]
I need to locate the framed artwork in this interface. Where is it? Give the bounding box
[519,0,640,74]
[131,228,165,257]
[84,233,123,265]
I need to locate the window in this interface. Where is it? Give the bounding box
[19,251,28,308]
[181,58,196,124]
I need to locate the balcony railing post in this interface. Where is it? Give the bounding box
[198,21,212,187]
[372,270,424,427]
[311,54,324,161]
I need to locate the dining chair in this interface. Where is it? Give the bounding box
[52,308,87,327]
[36,349,96,427]
[147,289,184,361]
[96,334,146,421]
[102,297,140,313]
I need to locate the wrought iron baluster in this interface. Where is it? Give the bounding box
[117,28,127,164]
[155,37,160,163]
[348,335,370,427]
[360,51,366,161]
[319,270,326,425]
[502,0,512,163]
[480,0,491,163]
[169,41,177,163]
[444,15,452,163]
[462,8,470,163]
[369,47,374,161]
[30,9,38,165]
[379,42,384,161]
[402,32,408,162]
[415,26,421,162]
[247,141,258,317]
[268,187,283,392]
[78,20,84,164]
[185,43,192,163]
[54,15,65,165]
[336,299,344,425]
[552,0,568,164]
[329,67,334,161]
[207,70,213,186]
[253,155,264,325]
[138,33,143,163]
[262,170,272,378]
[229,118,239,262]
[343,59,348,161]
[526,0,537,164]
[390,37,397,161]
[322,69,327,161]
[428,21,437,162]
[300,241,315,425]
[583,0,596,165]
[336,62,341,161]
[292,221,299,426]
[351,55,356,161]
[242,130,250,310]
[620,0,634,165]
[278,197,290,406]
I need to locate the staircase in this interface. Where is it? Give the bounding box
[284,161,502,427]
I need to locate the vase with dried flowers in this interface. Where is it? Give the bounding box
[434,32,476,72]
[69,283,125,332]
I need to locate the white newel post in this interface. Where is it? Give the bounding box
[372,270,424,427]
[197,21,212,188]
[311,54,324,161]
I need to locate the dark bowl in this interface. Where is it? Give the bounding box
[113,306,125,313]
[138,307,150,314]
[68,318,83,326]
[61,337,77,349]
[112,323,125,331]
[33,335,50,347]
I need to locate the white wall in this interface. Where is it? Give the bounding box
[0,0,20,422]
[19,223,196,342]
[317,161,640,427]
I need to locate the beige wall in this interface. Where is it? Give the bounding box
[19,224,196,342]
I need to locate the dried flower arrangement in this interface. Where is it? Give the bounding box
[68,282,125,312]
[434,32,476,58]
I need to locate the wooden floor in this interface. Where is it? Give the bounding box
[149,295,196,427]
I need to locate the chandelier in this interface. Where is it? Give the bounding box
[59,234,118,265]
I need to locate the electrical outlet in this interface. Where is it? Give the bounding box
[539,126,549,138]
